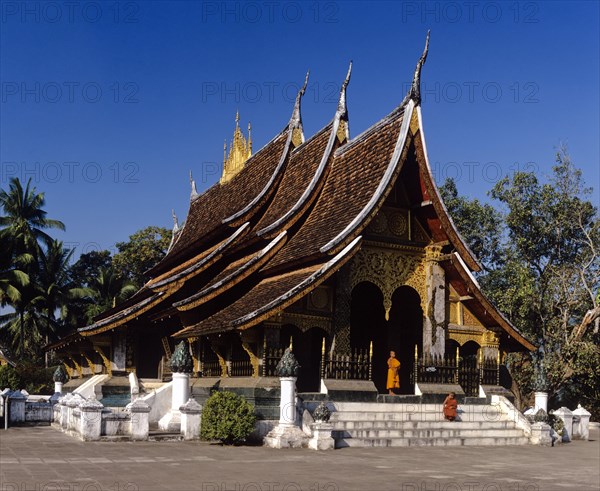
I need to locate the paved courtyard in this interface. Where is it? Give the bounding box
[0,426,598,491]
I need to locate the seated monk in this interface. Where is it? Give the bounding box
[386,351,400,395]
[443,392,458,421]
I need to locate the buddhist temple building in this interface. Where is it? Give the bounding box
[48,34,534,400]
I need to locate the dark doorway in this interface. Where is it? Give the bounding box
[388,286,423,394]
[350,282,387,393]
[280,325,326,393]
[459,341,480,396]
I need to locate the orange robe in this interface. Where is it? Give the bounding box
[443,396,457,420]
[386,357,400,390]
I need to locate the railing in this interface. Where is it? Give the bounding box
[413,345,500,397]
[230,359,253,377]
[262,347,285,377]
[321,339,373,381]
[201,360,222,377]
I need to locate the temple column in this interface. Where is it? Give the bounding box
[332,264,352,354]
[423,245,446,357]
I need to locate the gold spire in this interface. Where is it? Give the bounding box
[221,111,252,184]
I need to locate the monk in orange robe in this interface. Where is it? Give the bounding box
[443,392,458,421]
[386,351,400,395]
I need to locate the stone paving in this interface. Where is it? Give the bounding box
[0,426,598,491]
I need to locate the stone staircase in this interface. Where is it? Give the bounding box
[330,402,530,447]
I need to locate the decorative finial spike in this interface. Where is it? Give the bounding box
[235,110,240,124]
[289,70,310,130]
[409,30,430,105]
[171,209,179,231]
[337,61,353,115]
[189,170,198,199]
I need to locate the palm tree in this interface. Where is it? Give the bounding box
[85,266,136,323]
[0,235,29,307]
[0,177,65,256]
[37,240,90,365]
[0,177,65,357]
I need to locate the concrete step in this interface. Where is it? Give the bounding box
[333,428,525,439]
[329,411,508,423]
[333,420,514,430]
[335,436,530,448]
[332,402,499,412]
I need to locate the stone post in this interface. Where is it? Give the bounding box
[66,393,85,432]
[530,422,552,446]
[572,405,591,440]
[552,407,573,442]
[127,398,151,441]
[159,341,193,432]
[8,391,26,424]
[79,397,104,441]
[279,377,296,426]
[60,393,72,429]
[53,365,68,396]
[534,391,548,413]
[180,398,203,440]
[308,402,335,450]
[264,348,308,448]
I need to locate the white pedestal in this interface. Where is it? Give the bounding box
[264,424,309,448]
[534,391,548,413]
[308,422,335,450]
[159,372,190,432]
[54,381,63,395]
[279,377,296,425]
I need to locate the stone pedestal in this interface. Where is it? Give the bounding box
[54,381,63,395]
[530,422,552,446]
[8,391,26,424]
[127,398,151,440]
[158,372,190,431]
[279,377,296,425]
[59,394,72,429]
[308,422,335,450]
[79,398,104,441]
[180,398,203,440]
[534,391,548,413]
[552,407,573,442]
[264,376,308,448]
[572,405,591,440]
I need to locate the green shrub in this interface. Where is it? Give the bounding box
[0,362,55,395]
[200,391,256,445]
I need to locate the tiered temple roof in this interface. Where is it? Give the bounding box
[57,33,533,353]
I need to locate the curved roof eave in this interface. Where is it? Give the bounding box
[451,252,536,351]
[414,106,482,272]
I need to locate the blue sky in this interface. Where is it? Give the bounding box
[1,0,599,259]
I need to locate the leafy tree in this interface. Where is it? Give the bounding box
[84,266,136,323]
[445,147,599,416]
[112,226,171,287]
[68,250,112,288]
[440,178,504,271]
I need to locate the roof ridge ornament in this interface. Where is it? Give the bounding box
[221,111,252,184]
[290,70,309,147]
[189,170,199,199]
[409,30,430,106]
[335,61,352,143]
[171,209,179,232]
[337,61,352,117]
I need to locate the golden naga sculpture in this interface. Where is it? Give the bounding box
[221,111,252,184]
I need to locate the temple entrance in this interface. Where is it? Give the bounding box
[350,282,387,392]
[388,286,423,394]
[350,283,422,394]
[458,340,480,396]
[280,324,325,393]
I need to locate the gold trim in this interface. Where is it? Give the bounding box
[282,312,332,334]
[94,347,112,376]
[82,353,96,375]
[241,341,259,377]
[69,356,83,378]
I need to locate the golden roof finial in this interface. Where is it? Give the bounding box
[221,112,253,184]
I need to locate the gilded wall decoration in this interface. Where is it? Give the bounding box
[462,307,483,328]
[448,328,483,347]
[482,330,500,348]
[350,246,426,319]
[282,312,332,334]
